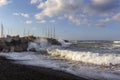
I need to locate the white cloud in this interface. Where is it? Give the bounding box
[31,0,120,27]
[21,13,29,18]
[92,0,117,5]
[98,13,120,24]
[13,13,20,16]
[32,27,38,31]
[112,13,120,22]
[25,20,33,24]
[13,13,30,18]
[0,0,9,7]
[30,0,38,4]
[58,17,64,20]
[39,20,46,24]
[34,0,84,25]
[30,0,42,4]
[90,0,119,12]
[35,0,83,20]
[50,20,56,23]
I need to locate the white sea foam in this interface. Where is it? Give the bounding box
[48,49,120,66]
[112,44,120,48]
[113,41,120,44]
[0,52,120,80]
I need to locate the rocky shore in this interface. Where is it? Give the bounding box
[0,35,61,52]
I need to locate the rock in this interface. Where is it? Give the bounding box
[28,48,37,52]
[27,36,36,42]
[5,35,12,43]
[0,47,2,51]
[0,56,7,60]
[0,36,63,52]
[39,50,48,54]
[13,44,28,52]
[21,44,28,51]
[64,40,69,43]
[2,48,10,52]
[13,35,20,41]
[10,46,14,52]
[47,38,61,45]
[20,37,28,44]
[0,39,7,47]
[14,46,23,52]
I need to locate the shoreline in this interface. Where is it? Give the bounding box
[0,56,90,80]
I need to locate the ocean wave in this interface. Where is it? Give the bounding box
[48,49,120,66]
[27,38,120,66]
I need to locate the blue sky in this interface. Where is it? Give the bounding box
[0,0,120,40]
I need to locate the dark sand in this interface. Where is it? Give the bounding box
[0,56,90,80]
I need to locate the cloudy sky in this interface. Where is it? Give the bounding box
[0,0,120,40]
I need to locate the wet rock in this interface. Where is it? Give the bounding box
[27,36,36,42]
[13,46,23,52]
[0,35,63,52]
[0,35,31,52]
[20,37,28,44]
[2,47,10,52]
[47,38,61,45]
[29,48,37,52]
[64,40,69,43]
[5,35,12,43]
[13,35,20,41]
[39,50,48,54]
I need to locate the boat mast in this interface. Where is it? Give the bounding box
[1,23,4,38]
[53,27,55,39]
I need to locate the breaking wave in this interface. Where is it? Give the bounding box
[48,49,120,66]
[27,38,120,66]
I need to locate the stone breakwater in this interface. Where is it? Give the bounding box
[0,35,61,52]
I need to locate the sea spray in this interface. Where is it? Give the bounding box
[35,38,49,48]
[57,39,71,47]
[27,38,71,52]
[27,38,50,51]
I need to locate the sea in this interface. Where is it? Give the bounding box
[0,39,120,80]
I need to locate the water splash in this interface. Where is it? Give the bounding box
[27,38,71,51]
